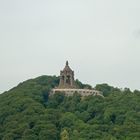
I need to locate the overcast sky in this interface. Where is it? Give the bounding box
[0,0,140,93]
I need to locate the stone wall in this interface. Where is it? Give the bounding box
[50,88,104,97]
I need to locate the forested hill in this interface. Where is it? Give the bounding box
[0,76,140,140]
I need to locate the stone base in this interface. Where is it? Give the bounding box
[50,88,104,97]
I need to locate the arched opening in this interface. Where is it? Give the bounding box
[66,75,71,85]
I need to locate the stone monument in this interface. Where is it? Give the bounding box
[51,61,104,97]
[58,61,76,89]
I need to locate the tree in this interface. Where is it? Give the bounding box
[60,129,69,140]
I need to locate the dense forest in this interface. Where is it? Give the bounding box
[0,75,140,140]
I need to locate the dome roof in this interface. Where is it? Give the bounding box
[63,61,72,72]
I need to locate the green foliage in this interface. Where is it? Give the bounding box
[95,83,121,96]
[75,79,92,89]
[60,129,69,140]
[0,75,140,140]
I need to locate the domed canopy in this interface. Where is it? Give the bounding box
[58,61,76,89]
[63,61,72,72]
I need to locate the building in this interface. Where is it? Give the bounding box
[51,61,104,97]
[58,61,76,89]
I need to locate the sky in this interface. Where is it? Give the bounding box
[0,0,140,93]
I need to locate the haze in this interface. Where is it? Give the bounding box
[0,0,140,93]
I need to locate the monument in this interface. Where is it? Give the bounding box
[51,61,104,97]
[58,61,76,89]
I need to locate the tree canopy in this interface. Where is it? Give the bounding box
[0,75,140,140]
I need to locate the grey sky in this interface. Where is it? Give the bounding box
[0,0,140,93]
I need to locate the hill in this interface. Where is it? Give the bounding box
[0,75,140,140]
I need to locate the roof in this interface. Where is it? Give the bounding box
[63,61,73,72]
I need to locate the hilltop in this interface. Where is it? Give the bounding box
[0,75,140,140]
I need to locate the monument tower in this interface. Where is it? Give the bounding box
[58,61,75,89]
[51,61,103,97]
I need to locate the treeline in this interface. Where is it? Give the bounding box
[0,75,140,140]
